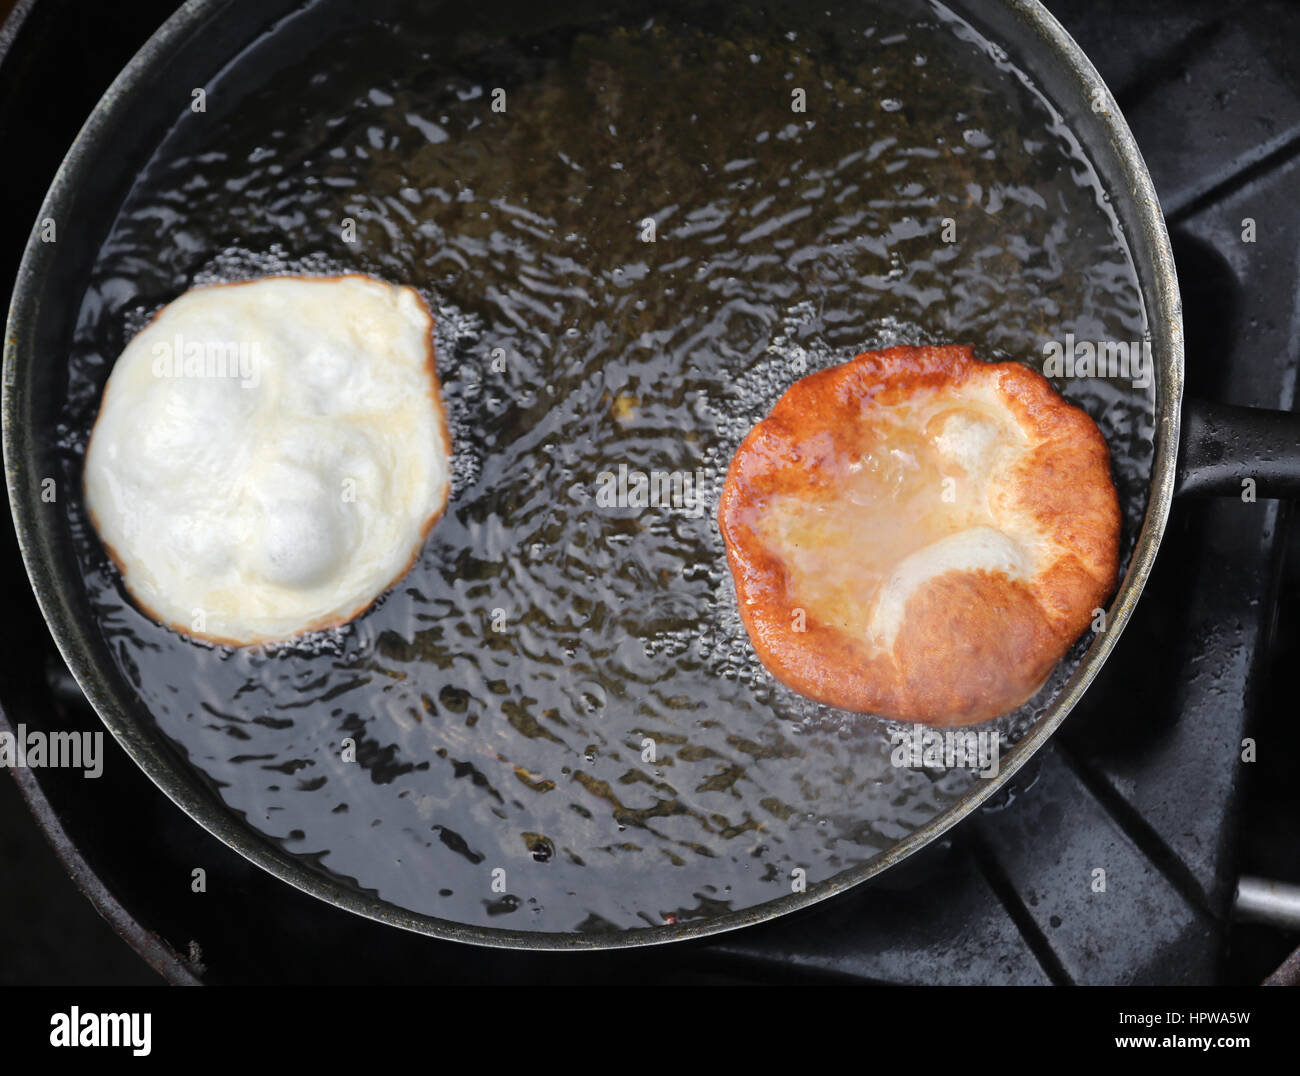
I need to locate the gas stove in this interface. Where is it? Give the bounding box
[1,0,1297,984]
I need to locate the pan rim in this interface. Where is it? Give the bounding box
[2,0,1183,952]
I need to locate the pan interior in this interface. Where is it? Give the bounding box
[52,0,1154,934]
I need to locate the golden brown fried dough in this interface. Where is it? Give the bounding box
[717,345,1120,725]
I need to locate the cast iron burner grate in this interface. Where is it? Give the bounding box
[1,0,1297,984]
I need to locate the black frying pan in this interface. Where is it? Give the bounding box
[5,0,1299,949]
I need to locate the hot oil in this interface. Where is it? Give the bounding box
[58,0,1154,931]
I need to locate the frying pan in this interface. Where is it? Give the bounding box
[5,0,1299,951]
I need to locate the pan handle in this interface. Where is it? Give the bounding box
[1175,398,1300,499]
